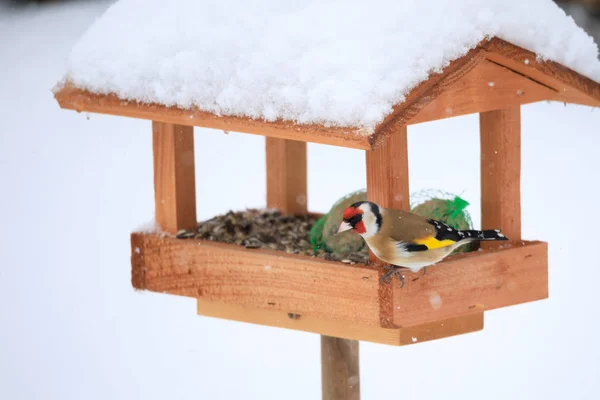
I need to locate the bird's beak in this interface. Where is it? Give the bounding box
[336,221,353,234]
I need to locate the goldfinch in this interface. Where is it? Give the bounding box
[337,201,508,286]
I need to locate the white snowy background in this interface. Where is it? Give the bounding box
[1,1,599,399]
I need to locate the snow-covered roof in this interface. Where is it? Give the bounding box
[58,0,600,136]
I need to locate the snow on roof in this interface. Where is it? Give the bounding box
[61,0,600,132]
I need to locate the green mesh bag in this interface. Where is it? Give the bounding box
[410,189,476,254]
[321,189,367,255]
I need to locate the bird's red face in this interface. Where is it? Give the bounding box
[337,206,366,234]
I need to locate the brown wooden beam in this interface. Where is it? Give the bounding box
[321,336,360,400]
[409,59,556,125]
[365,126,410,329]
[55,85,372,150]
[195,298,484,346]
[480,107,521,247]
[152,122,197,233]
[266,137,308,215]
[366,126,410,211]
[482,38,600,107]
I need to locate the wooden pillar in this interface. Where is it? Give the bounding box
[152,122,197,233]
[480,107,521,246]
[366,126,410,212]
[321,336,360,400]
[266,137,307,214]
[357,126,409,399]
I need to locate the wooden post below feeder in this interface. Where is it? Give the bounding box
[321,336,360,400]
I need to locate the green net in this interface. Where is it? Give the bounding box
[320,189,367,254]
[309,214,327,251]
[410,189,476,254]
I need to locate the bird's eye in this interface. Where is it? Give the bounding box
[348,215,362,225]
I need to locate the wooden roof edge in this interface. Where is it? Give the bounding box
[368,46,487,149]
[53,84,373,150]
[55,37,600,151]
[369,37,600,149]
[483,37,600,105]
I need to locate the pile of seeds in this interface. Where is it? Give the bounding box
[175,209,369,264]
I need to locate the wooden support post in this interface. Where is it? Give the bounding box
[361,126,409,397]
[266,137,307,214]
[152,122,197,234]
[480,107,521,246]
[366,126,410,211]
[321,336,360,400]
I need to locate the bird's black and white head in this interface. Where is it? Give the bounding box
[337,201,382,238]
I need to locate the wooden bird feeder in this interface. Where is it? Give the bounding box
[54,38,600,399]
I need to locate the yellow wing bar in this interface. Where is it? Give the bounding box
[413,236,456,250]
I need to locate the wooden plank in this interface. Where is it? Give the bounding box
[55,39,600,153]
[131,233,545,335]
[397,312,484,344]
[198,298,400,344]
[409,59,556,125]
[196,298,484,346]
[482,38,600,107]
[392,241,548,327]
[152,122,197,233]
[54,85,372,150]
[266,138,308,214]
[365,126,410,328]
[321,336,360,400]
[365,126,410,211]
[370,47,486,149]
[369,38,600,148]
[480,107,521,245]
[131,233,383,327]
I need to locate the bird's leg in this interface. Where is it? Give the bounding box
[380,265,405,288]
[412,266,428,282]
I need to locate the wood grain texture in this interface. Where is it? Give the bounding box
[410,58,556,124]
[54,85,371,150]
[480,107,522,246]
[369,47,487,149]
[198,298,400,344]
[321,337,360,400]
[482,38,600,107]
[131,233,383,327]
[196,299,484,346]
[365,126,410,328]
[392,241,548,327]
[152,122,197,233]
[266,138,307,214]
[397,313,484,344]
[365,126,410,211]
[132,233,546,340]
[370,38,600,147]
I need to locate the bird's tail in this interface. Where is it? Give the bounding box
[459,229,508,241]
